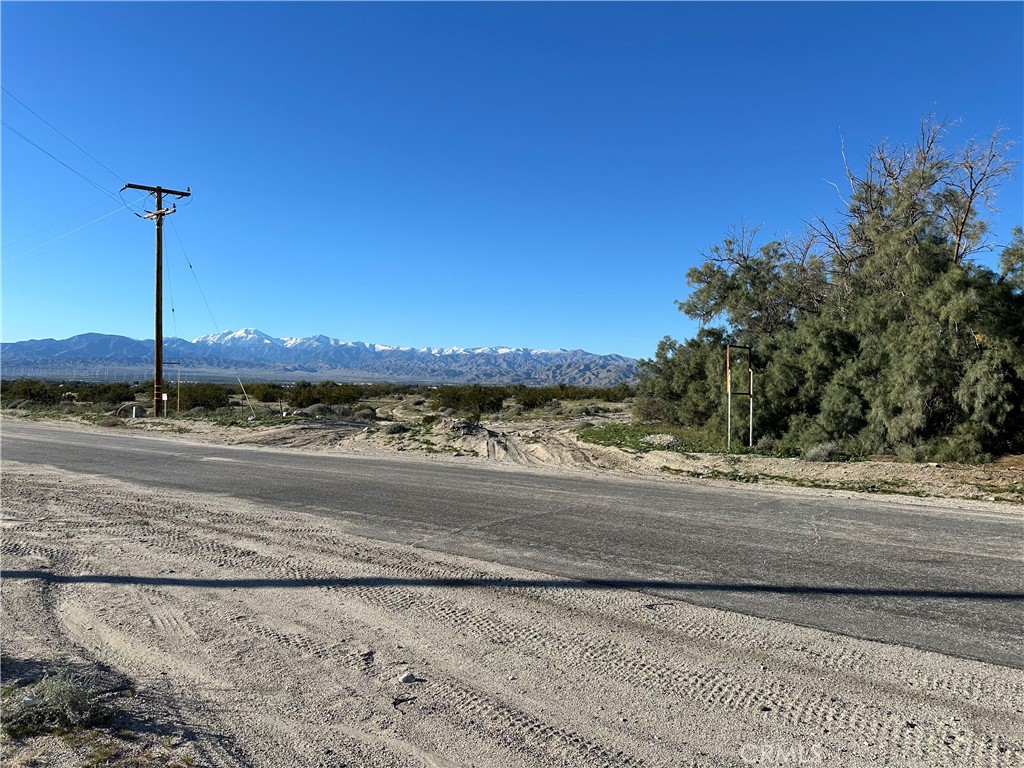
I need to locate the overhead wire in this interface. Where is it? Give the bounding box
[2,196,114,250]
[2,120,123,205]
[168,217,220,334]
[2,90,206,343]
[0,92,150,250]
[166,243,179,339]
[3,195,149,265]
[1,86,125,185]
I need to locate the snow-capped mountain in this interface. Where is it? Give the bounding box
[1,330,638,386]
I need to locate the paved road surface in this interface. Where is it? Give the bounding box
[4,420,1022,668]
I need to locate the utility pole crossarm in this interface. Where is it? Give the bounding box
[121,182,191,198]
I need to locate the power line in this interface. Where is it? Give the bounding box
[2,120,122,204]
[2,197,111,250]
[168,216,220,334]
[3,195,148,265]
[166,235,178,339]
[1,86,125,184]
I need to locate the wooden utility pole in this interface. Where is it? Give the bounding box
[121,183,191,413]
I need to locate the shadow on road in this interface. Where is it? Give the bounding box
[3,570,1021,601]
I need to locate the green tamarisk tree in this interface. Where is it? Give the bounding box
[638,120,1023,461]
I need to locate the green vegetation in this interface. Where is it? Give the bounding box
[0,379,65,406]
[285,380,411,408]
[429,382,633,416]
[1,378,631,429]
[577,422,720,454]
[2,668,107,739]
[430,384,507,415]
[76,383,137,404]
[176,382,231,410]
[636,121,1023,463]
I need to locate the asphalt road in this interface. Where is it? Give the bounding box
[4,420,1022,668]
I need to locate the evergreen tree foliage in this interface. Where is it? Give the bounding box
[638,121,1023,461]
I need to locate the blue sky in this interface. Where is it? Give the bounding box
[2,2,1021,360]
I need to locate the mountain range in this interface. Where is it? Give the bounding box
[0,329,639,386]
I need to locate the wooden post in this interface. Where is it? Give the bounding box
[154,189,163,412]
[121,183,191,415]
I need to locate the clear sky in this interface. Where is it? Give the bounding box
[2,2,1021,359]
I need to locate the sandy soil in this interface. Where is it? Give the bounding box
[2,459,1023,767]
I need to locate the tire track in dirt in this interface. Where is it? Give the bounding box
[87,534,660,767]
[135,512,1024,767]
[5,465,1023,767]
[139,508,1024,709]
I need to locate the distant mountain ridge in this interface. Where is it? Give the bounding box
[1,329,638,386]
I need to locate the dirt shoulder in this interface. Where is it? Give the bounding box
[3,462,1022,767]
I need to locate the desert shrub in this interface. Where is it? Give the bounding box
[355,407,377,421]
[430,385,506,414]
[805,441,843,462]
[511,383,632,410]
[383,423,409,435]
[76,383,135,403]
[578,423,721,453]
[245,382,286,402]
[754,435,778,455]
[421,413,439,427]
[2,669,105,738]
[514,387,558,409]
[177,382,231,410]
[288,381,391,408]
[0,379,62,406]
[94,416,124,428]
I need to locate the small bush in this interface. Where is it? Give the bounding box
[77,383,135,404]
[754,435,778,455]
[578,423,721,453]
[383,423,409,435]
[177,382,231,410]
[805,441,843,462]
[355,407,377,421]
[2,669,105,738]
[430,385,506,415]
[245,382,286,402]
